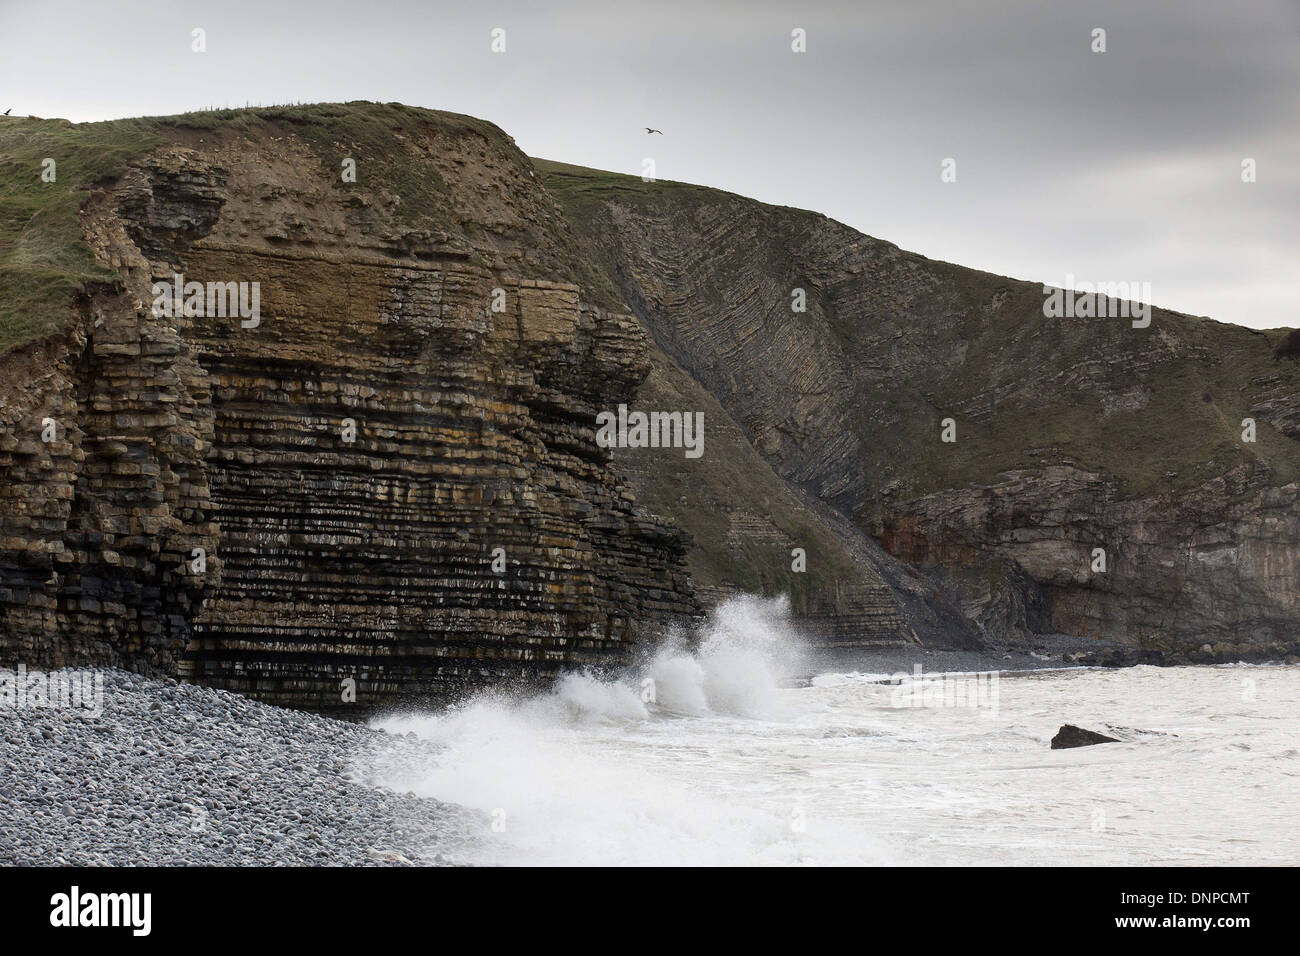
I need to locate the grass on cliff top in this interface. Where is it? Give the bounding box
[1,105,626,356]
[533,158,763,220]
[0,116,160,353]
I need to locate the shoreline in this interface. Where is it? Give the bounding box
[802,640,1300,683]
[4,659,1295,866]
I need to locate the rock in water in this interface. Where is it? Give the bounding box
[1050,724,1120,749]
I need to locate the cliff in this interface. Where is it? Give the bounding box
[0,104,697,710]
[3,103,1298,716]
[537,159,1300,662]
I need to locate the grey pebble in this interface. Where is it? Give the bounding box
[0,668,472,866]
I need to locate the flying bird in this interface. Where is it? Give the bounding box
[2,109,11,116]
[645,127,662,135]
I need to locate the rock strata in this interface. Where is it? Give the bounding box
[1,107,698,710]
[540,159,1300,659]
[6,104,1300,715]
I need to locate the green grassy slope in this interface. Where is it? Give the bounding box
[0,116,159,352]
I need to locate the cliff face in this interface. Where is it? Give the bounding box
[0,105,697,709]
[539,160,1300,661]
[608,347,923,648]
[5,103,1298,711]
[884,466,1300,655]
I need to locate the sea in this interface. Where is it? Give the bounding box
[368,597,1300,866]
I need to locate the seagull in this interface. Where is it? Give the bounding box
[645,127,662,135]
[2,109,10,116]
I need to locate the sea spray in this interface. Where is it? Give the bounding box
[362,612,1300,865]
[645,594,806,718]
[366,594,840,865]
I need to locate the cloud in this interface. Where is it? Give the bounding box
[0,0,1294,327]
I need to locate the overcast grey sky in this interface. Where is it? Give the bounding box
[3,0,1296,328]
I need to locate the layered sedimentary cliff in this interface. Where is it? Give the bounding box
[0,105,698,709]
[4,102,1298,715]
[540,160,1300,661]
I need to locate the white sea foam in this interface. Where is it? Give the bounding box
[368,598,1300,866]
[370,596,865,865]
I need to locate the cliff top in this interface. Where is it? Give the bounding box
[0,102,616,355]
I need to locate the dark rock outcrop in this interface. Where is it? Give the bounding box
[1051,725,1121,749]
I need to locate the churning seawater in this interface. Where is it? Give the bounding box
[368,597,1300,866]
